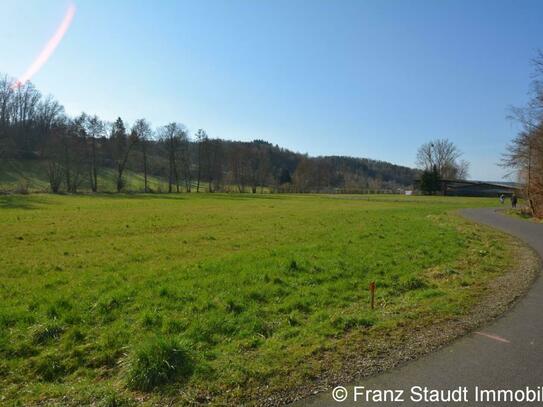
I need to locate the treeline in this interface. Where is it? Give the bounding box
[0,74,417,194]
[503,51,543,216]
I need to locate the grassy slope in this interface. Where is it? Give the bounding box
[0,194,512,405]
[0,159,169,193]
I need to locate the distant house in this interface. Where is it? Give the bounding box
[415,179,521,197]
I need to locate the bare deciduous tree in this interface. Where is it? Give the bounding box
[502,51,543,216]
[110,117,138,192]
[160,123,186,193]
[178,132,192,192]
[45,124,65,193]
[85,115,104,192]
[195,129,207,192]
[503,111,543,215]
[416,139,469,180]
[132,118,152,192]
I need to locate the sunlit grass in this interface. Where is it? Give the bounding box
[0,194,512,404]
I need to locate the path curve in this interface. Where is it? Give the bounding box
[294,208,543,406]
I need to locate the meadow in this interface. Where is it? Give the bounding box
[0,193,514,405]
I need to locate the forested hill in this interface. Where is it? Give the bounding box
[0,139,419,193]
[0,75,418,193]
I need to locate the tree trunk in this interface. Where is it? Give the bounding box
[184,164,191,192]
[63,144,71,192]
[196,142,201,192]
[91,137,97,192]
[116,164,124,193]
[168,148,173,193]
[116,147,133,193]
[174,158,179,193]
[143,144,148,193]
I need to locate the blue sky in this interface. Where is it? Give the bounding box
[1,0,542,180]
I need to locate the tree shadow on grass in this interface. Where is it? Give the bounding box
[191,193,284,201]
[89,193,189,201]
[0,192,285,208]
[88,192,282,201]
[0,195,50,210]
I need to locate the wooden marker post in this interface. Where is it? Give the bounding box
[369,281,376,310]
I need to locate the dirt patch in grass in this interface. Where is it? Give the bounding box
[268,238,540,406]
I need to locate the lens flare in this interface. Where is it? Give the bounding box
[12,3,76,89]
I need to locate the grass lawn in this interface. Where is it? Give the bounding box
[502,207,543,223]
[0,194,513,405]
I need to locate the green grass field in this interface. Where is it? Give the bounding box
[0,194,512,405]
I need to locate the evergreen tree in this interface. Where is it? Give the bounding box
[420,165,441,194]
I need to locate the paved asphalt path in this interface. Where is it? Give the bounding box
[293,208,543,407]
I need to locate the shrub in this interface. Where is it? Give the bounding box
[125,337,194,391]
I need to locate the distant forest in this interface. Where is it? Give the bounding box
[0,74,418,193]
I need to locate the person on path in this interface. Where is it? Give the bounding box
[499,194,505,205]
[511,193,518,209]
